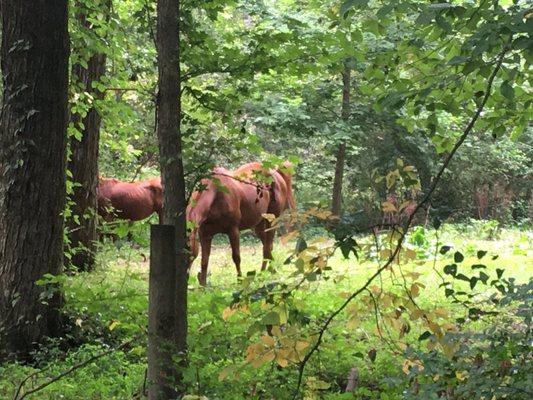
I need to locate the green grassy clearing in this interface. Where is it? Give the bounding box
[1,225,531,399]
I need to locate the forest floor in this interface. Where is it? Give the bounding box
[1,224,532,399]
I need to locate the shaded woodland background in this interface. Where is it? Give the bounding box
[0,0,532,399]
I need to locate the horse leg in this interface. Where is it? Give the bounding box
[228,227,242,278]
[188,229,199,271]
[263,229,275,271]
[127,221,134,242]
[255,223,274,271]
[198,233,212,286]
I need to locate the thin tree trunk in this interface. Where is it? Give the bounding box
[0,0,69,359]
[156,0,188,394]
[331,62,351,217]
[147,225,177,399]
[67,0,111,272]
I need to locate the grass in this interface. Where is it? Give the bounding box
[1,224,531,399]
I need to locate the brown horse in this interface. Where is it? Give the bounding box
[187,162,295,285]
[97,177,163,223]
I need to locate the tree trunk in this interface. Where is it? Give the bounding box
[0,0,69,359]
[67,0,111,272]
[331,62,351,216]
[155,0,188,394]
[147,225,177,399]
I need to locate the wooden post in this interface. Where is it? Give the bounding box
[148,224,176,399]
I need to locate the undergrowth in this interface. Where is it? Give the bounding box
[1,223,531,399]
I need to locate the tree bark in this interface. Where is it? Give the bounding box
[147,225,177,399]
[155,0,188,394]
[0,0,69,359]
[67,0,111,272]
[331,62,351,217]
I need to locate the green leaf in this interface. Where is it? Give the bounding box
[261,311,280,325]
[295,237,307,254]
[416,11,433,25]
[469,277,478,290]
[340,0,369,17]
[455,273,470,282]
[478,271,489,284]
[306,271,317,282]
[496,268,505,279]
[454,251,464,263]
[500,81,514,101]
[448,56,469,65]
[477,250,487,259]
[435,14,452,32]
[462,61,477,75]
[418,331,432,341]
[428,3,454,10]
[443,264,457,276]
[445,288,454,297]
[439,245,451,254]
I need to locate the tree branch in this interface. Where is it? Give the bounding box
[292,39,511,399]
[13,338,137,400]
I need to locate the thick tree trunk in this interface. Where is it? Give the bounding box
[331,63,351,216]
[0,0,69,359]
[155,0,188,394]
[67,1,111,272]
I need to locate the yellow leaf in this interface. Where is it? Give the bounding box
[410,309,425,321]
[218,365,235,381]
[254,351,275,367]
[455,370,469,381]
[442,342,459,359]
[410,283,420,298]
[222,307,236,321]
[399,200,413,211]
[370,285,382,294]
[404,248,417,260]
[434,308,449,318]
[428,321,441,335]
[261,335,275,347]
[270,325,282,337]
[379,249,392,260]
[442,322,456,331]
[295,340,309,352]
[108,320,119,331]
[276,356,288,368]
[262,213,276,223]
[275,350,289,368]
[402,359,424,374]
[280,230,298,245]
[346,318,359,329]
[381,201,397,213]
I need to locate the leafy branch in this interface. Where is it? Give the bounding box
[13,337,138,400]
[292,37,512,399]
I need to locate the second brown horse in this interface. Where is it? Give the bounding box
[97,177,163,223]
[187,162,295,285]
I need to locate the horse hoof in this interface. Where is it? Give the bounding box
[197,272,206,286]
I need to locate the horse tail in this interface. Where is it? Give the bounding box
[276,162,296,210]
